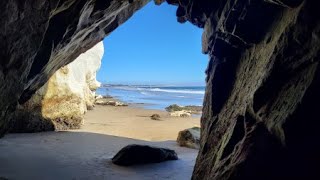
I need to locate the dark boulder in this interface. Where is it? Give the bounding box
[112,144,178,166]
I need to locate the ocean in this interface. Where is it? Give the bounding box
[96,84,205,110]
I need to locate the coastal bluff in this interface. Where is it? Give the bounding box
[11,42,104,132]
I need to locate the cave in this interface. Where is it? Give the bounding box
[0,0,320,179]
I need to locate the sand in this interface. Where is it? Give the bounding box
[0,104,200,180]
[80,105,200,141]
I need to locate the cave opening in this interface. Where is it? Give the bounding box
[0,1,208,180]
[96,2,207,109]
[88,2,208,178]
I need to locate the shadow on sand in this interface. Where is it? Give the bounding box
[0,131,197,180]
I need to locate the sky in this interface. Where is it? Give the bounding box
[97,2,208,85]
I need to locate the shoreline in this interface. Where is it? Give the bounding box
[96,95,203,118]
[96,85,205,111]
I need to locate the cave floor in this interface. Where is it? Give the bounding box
[0,105,198,180]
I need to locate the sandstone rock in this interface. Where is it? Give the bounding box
[169,110,191,117]
[150,114,161,120]
[95,99,128,106]
[112,144,178,166]
[177,127,200,149]
[94,99,110,105]
[11,42,104,131]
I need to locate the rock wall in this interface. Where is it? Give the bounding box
[162,0,320,179]
[0,0,149,135]
[11,42,104,132]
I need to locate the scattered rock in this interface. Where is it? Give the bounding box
[95,95,104,100]
[150,114,161,120]
[112,101,128,106]
[177,127,200,149]
[95,95,113,100]
[180,113,190,118]
[95,99,128,106]
[165,104,202,114]
[169,110,191,117]
[112,144,178,166]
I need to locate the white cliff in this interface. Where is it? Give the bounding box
[13,42,104,132]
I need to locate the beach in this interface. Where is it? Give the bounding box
[0,103,200,180]
[80,104,200,141]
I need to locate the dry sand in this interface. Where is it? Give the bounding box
[0,104,200,180]
[81,105,200,141]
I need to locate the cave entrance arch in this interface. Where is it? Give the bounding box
[1,0,319,179]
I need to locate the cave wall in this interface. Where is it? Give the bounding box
[163,0,320,179]
[0,0,149,135]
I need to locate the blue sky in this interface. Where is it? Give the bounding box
[97,2,208,85]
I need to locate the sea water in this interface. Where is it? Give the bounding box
[96,84,205,110]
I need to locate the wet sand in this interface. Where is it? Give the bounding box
[0,104,200,180]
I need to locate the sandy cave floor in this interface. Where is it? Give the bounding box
[0,105,200,180]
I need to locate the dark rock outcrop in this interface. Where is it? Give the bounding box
[0,0,149,135]
[177,127,200,149]
[161,0,320,179]
[112,144,178,166]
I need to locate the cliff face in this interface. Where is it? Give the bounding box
[11,42,104,132]
[0,0,320,179]
[0,0,149,135]
[163,0,319,179]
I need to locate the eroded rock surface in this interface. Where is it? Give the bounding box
[95,99,128,106]
[177,127,200,149]
[0,0,149,135]
[112,144,178,166]
[160,0,320,179]
[11,42,104,132]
